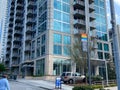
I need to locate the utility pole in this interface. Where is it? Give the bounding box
[110,0,120,89]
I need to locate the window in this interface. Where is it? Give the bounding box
[97,42,102,50]
[63,46,70,56]
[42,34,46,44]
[98,52,103,59]
[54,10,61,20]
[104,44,109,51]
[41,45,45,55]
[63,35,71,44]
[54,45,62,55]
[36,59,45,76]
[62,3,70,13]
[62,23,70,33]
[54,20,61,31]
[54,0,61,10]
[62,13,70,23]
[54,33,62,44]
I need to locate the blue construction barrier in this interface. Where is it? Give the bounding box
[55,77,62,89]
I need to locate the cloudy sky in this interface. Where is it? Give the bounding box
[107,0,120,28]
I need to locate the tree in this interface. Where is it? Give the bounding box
[0,63,6,73]
[70,34,87,75]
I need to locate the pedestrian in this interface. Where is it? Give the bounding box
[0,75,10,90]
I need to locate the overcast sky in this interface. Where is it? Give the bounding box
[106,0,120,28]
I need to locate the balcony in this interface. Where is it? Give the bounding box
[14,30,22,35]
[27,1,37,9]
[13,38,21,42]
[11,63,19,67]
[27,10,37,17]
[90,22,96,30]
[16,3,24,9]
[89,3,95,12]
[12,53,20,58]
[74,9,85,19]
[13,45,20,49]
[26,36,32,42]
[73,1,85,9]
[26,18,36,25]
[74,29,85,35]
[25,46,31,52]
[90,12,95,21]
[74,19,86,29]
[89,0,94,4]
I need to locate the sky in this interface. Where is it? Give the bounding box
[106,0,120,28]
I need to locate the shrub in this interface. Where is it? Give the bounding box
[73,86,94,90]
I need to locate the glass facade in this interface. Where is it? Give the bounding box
[53,58,71,75]
[53,0,70,33]
[36,59,45,76]
[94,0,109,60]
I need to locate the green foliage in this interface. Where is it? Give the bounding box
[73,86,94,90]
[0,63,6,72]
[107,63,116,80]
[91,75,102,81]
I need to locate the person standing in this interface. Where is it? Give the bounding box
[0,75,10,90]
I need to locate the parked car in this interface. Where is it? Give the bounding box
[61,72,85,84]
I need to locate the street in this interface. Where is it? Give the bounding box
[9,81,46,90]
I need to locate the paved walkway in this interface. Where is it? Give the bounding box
[16,79,117,90]
[16,79,73,90]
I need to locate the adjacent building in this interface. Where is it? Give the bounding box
[0,0,9,62]
[4,0,111,78]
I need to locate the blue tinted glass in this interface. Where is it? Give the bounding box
[54,45,62,55]
[54,0,61,10]
[54,10,61,20]
[54,33,62,44]
[95,6,99,14]
[54,20,61,31]
[94,0,99,5]
[62,23,70,33]
[99,0,104,8]
[62,0,69,3]
[104,44,109,51]
[62,13,70,23]
[62,3,70,13]
[63,46,70,56]
[64,35,71,44]
[101,33,108,41]
[97,42,102,50]
[98,52,103,59]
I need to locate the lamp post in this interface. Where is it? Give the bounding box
[110,0,120,89]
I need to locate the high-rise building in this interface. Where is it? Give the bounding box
[4,0,111,78]
[0,0,9,62]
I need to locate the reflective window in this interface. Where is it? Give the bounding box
[54,0,61,10]
[54,45,62,55]
[98,52,103,59]
[62,0,70,3]
[62,3,70,13]
[54,10,61,20]
[54,33,62,44]
[62,13,70,23]
[64,35,71,44]
[63,46,70,56]
[42,34,46,44]
[62,23,70,33]
[54,20,61,31]
[104,44,109,51]
[97,42,102,50]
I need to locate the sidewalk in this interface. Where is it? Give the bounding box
[16,79,117,90]
[16,79,73,90]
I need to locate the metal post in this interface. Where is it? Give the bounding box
[105,60,109,86]
[110,0,120,89]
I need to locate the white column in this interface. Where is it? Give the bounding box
[95,66,99,75]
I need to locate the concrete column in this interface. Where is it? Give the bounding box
[95,66,99,75]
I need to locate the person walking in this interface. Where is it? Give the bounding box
[0,75,10,90]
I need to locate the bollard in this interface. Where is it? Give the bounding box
[55,77,62,89]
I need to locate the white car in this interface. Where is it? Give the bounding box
[61,72,85,84]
